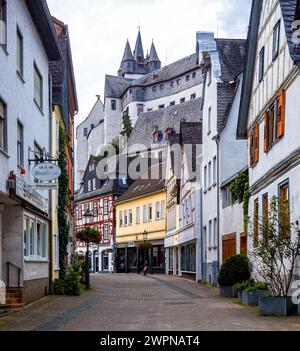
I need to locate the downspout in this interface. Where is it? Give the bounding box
[213,134,220,283]
[48,72,54,294]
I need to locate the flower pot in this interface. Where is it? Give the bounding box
[242,290,269,306]
[220,286,238,298]
[259,296,297,316]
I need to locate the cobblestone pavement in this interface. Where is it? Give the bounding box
[1,274,300,331]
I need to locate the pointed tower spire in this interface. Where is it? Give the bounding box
[134,30,145,62]
[147,41,161,73]
[118,39,135,77]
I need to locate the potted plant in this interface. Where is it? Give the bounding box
[218,254,250,298]
[249,197,300,316]
[242,282,269,306]
[234,280,254,304]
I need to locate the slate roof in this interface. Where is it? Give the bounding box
[114,177,165,205]
[121,40,135,62]
[148,42,160,63]
[237,0,300,139]
[215,39,247,82]
[279,0,300,66]
[134,53,199,87]
[134,30,145,59]
[217,82,237,132]
[106,52,200,99]
[180,122,202,177]
[104,75,132,98]
[128,97,202,150]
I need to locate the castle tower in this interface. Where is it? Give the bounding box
[118,40,135,77]
[147,41,161,73]
[133,30,147,74]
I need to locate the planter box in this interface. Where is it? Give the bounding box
[259,296,297,316]
[238,291,243,304]
[241,290,269,306]
[220,286,238,298]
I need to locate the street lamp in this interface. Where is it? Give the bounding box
[84,208,92,289]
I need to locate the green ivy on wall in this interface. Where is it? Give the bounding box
[230,171,250,233]
[58,124,70,279]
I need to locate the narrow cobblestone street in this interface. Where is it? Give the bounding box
[1,274,300,331]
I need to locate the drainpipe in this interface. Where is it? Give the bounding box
[213,134,220,283]
[48,73,54,294]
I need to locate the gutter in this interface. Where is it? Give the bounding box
[212,134,220,281]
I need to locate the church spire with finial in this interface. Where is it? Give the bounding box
[147,40,161,72]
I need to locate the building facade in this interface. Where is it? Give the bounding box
[199,32,246,285]
[165,122,203,281]
[0,0,61,305]
[237,0,300,278]
[115,177,167,274]
[75,156,131,272]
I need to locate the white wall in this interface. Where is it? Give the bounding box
[0,0,50,198]
[104,97,123,144]
[76,99,104,187]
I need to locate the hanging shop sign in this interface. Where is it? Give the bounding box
[31,183,59,191]
[14,176,48,214]
[32,163,61,182]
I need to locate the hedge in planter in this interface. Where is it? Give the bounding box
[218,255,250,298]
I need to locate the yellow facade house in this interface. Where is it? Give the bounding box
[115,178,167,274]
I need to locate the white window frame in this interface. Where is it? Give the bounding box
[136,207,140,225]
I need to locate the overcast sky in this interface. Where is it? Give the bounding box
[47,0,252,126]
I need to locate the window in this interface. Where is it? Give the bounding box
[279,182,290,238]
[170,101,175,106]
[24,217,47,260]
[137,104,144,116]
[272,21,280,60]
[0,0,7,47]
[16,28,23,76]
[264,90,285,152]
[158,104,165,109]
[170,81,174,88]
[17,121,24,166]
[78,205,83,220]
[209,220,213,248]
[186,75,190,81]
[155,202,160,220]
[103,224,109,241]
[88,180,92,192]
[34,64,43,110]
[84,128,88,137]
[92,178,96,190]
[124,210,128,226]
[192,72,196,79]
[0,98,7,151]
[119,211,123,227]
[34,142,42,165]
[129,209,133,226]
[91,124,94,129]
[143,205,147,223]
[136,207,140,224]
[180,98,185,104]
[161,201,165,220]
[148,204,153,222]
[111,99,117,111]
[152,86,157,92]
[213,156,217,185]
[250,124,259,167]
[254,199,259,245]
[222,186,232,208]
[208,107,211,135]
[262,194,268,237]
[190,93,196,100]
[104,199,108,215]
[160,84,164,90]
[208,161,212,188]
[258,47,265,82]
[177,79,181,85]
[213,218,218,247]
[93,202,98,217]
[204,165,207,191]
